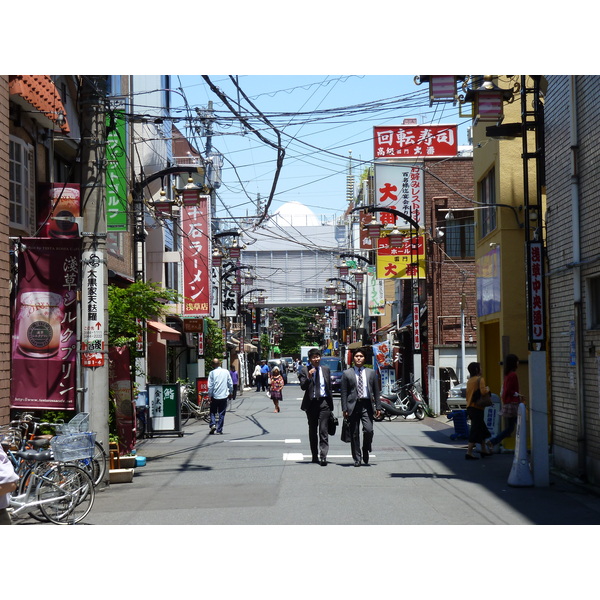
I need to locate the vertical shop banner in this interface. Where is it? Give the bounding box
[11,238,81,410]
[37,183,81,238]
[368,268,386,316]
[109,345,134,454]
[374,124,458,158]
[81,250,105,367]
[106,105,128,231]
[528,242,545,343]
[413,303,421,350]
[376,234,426,279]
[182,196,211,316]
[374,163,424,229]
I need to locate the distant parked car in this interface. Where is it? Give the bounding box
[319,356,344,394]
[282,357,294,372]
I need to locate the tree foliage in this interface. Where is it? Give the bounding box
[276,306,322,358]
[108,281,182,349]
[203,317,225,373]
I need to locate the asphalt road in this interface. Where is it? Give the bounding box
[7,374,598,598]
[71,374,600,527]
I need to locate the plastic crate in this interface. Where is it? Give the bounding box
[50,432,96,461]
[55,412,90,435]
[447,409,470,440]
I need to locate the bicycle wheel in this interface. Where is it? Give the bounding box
[92,441,107,486]
[37,464,95,524]
[180,401,191,426]
[18,463,53,522]
[200,397,211,422]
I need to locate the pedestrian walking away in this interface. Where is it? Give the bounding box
[253,363,262,392]
[260,359,270,392]
[207,358,233,434]
[465,362,493,459]
[229,365,239,401]
[269,366,285,412]
[488,354,524,452]
[340,348,381,467]
[298,348,333,466]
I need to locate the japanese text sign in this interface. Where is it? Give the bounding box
[81,250,105,367]
[374,124,458,158]
[10,238,81,410]
[374,163,424,229]
[182,196,211,316]
[376,235,426,280]
[528,242,545,343]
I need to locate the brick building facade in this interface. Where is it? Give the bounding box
[545,75,600,483]
[0,77,11,424]
[424,156,477,395]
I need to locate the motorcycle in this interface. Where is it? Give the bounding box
[375,380,427,421]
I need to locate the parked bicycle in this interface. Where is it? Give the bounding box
[6,432,96,524]
[3,412,107,488]
[180,393,210,426]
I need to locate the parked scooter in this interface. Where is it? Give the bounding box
[375,380,427,421]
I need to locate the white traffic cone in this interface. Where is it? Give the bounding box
[508,402,533,487]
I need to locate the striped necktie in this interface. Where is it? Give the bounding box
[357,368,364,398]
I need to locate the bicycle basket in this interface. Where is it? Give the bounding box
[50,432,96,461]
[55,412,90,435]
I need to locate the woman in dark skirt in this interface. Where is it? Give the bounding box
[465,362,492,459]
[269,366,285,413]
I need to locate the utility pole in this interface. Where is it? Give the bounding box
[80,75,110,483]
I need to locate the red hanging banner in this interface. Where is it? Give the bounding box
[11,238,81,410]
[182,196,211,316]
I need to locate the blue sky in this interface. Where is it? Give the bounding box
[173,75,473,221]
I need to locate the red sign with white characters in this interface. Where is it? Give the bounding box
[528,242,545,343]
[374,125,458,158]
[182,196,211,316]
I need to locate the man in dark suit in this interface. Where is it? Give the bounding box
[298,347,333,466]
[341,348,381,467]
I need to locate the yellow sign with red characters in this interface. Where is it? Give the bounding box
[376,234,426,279]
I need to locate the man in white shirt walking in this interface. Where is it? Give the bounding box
[208,358,234,434]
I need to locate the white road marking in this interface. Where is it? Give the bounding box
[227,439,301,444]
[283,454,376,461]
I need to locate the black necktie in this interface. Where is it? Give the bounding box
[357,368,365,398]
[314,368,320,399]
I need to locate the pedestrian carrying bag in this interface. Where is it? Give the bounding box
[472,377,492,408]
[341,418,351,443]
[328,413,338,436]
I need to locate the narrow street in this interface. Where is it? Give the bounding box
[79,375,600,527]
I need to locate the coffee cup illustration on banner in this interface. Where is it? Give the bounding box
[16,291,64,358]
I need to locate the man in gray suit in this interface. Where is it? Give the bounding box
[341,348,381,467]
[298,348,333,466]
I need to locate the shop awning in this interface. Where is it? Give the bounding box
[9,75,70,133]
[244,343,258,352]
[147,320,181,341]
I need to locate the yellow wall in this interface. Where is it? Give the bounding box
[472,78,530,388]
